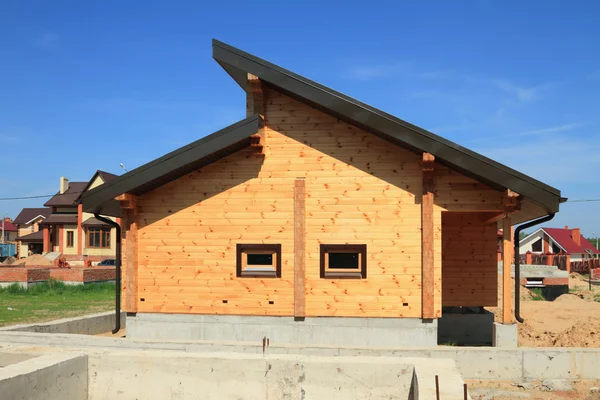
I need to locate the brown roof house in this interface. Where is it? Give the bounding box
[82,40,564,347]
[42,171,119,260]
[14,207,52,257]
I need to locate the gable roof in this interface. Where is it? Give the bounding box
[2,220,17,232]
[13,208,52,225]
[81,115,263,216]
[542,228,600,255]
[81,170,120,193]
[212,39,563,213]
[44,182,88,207]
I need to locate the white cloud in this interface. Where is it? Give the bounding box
[493,79,551,102]
[34,32,58,49]
[474,137,600,183]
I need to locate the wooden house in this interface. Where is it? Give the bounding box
[82,40,563,347]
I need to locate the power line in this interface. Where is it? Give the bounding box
[0,192,85,201]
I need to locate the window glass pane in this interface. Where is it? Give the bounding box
[247,253,273,266]
[532,239,542,252]
[328,252,359,269]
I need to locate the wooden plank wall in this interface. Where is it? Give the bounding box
[133,86,504,318]
[441,212,498,307]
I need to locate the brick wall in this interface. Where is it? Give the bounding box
[0,266,114,283]
[0,267,50,282]
[50,266,115,283]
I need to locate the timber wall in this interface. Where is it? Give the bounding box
[441,212,498,307]
[132,88,504,318]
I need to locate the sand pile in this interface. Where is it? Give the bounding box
[553,317,600,347]
[13,254,53,266]
[553,293,586,303]
[518,321,554,347]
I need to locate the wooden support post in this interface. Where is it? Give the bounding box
[294,178,306,318]
[502,216,513,324]
[58,225,64,253]
[421,153,435,319]
[77,204,83,256]
[43,225,50,253]
[123,197,139,313]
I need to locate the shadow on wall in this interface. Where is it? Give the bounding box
[136,147,266,227]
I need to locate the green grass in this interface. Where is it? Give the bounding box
[595,293,600,303]
[0,279,115,327]
[529,288,546,301]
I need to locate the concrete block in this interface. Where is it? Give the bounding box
[0,352,87,400]
[493,323,518,348]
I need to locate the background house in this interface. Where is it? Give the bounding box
[520,226,600,262]
[2,217,18,243]
[41,171,118,260]
[14,208,51,257]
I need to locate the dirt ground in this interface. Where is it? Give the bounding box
[491,272,600,347]
[467,379,600,400]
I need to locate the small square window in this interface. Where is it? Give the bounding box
[236,244,281,278]
[320,244,367,279]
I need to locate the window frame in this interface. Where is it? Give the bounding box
[320,244,367,279]
[236,244,281,278]
[87,227,111,249]
[66,231,74,248]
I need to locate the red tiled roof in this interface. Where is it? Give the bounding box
[543,228,600,255]
[2,220,18,231]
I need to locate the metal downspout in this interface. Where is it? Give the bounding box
[514,213,555,323]
[94,214,121,334]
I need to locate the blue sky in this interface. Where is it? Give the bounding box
[1,1,599,237]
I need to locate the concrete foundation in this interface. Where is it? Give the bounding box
[438,309,494,345]
[493,322,518,348]
[0,311,125,335]
[0,352,87,400]
[89,352,419,399]
[127,313,438,347]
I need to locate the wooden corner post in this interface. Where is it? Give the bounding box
[502,189,519,324]
[421,153,435,319]
[294,178,306,318]
[117,194,138,313]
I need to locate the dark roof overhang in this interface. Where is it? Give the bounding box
[213,39,562,213]
[40,214,78,225]
[81,115,264,217]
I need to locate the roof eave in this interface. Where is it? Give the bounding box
[81,115,264,217]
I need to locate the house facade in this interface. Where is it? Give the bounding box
[520,226,599,262]
[14,208,51,257]
[2,217,18,243]
[82,40,563,347]
[42,171,119,260]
